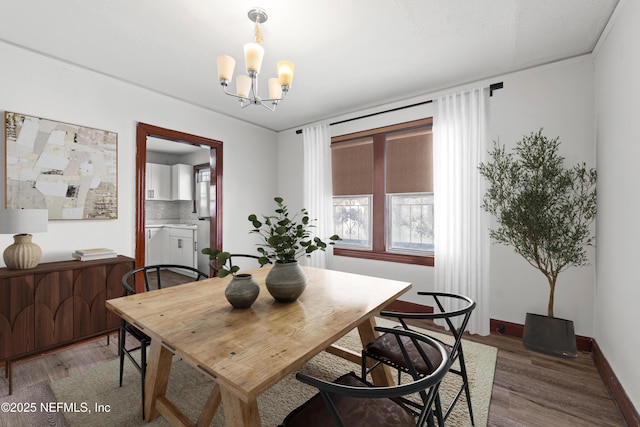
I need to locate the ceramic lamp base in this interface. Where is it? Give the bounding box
[3,234,42,269]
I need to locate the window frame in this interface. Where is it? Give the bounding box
[332,118,434,267]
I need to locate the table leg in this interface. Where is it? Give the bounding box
[220,386,261,427]
[144,339,174,421]
[357,317,394,386]
[196,383,222,426]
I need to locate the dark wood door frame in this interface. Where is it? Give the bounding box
[135,123,223,272]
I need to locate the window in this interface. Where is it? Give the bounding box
[193,163,211,214]
[333,195,372,248]
[197,166,210,183]
[331,118,433,266]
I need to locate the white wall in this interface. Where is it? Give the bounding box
[490,57,596,336]
[593,0,640,408]
[0,41,278,265]
[278,55,597,337]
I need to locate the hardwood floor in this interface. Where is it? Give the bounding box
[0,322,628,426]
[411,319,627,426]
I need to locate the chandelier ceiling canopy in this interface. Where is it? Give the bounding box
[216,8,294,111]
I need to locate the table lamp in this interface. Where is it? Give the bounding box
[0,209,49,269]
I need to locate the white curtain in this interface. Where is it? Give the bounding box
[433,87,491,336]
[302,124,333,268]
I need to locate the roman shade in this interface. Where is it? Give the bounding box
[331,137,373,196]
[385,128,433,194]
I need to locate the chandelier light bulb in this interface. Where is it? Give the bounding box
[236,75,251,98]
[268,78,282,100]
[277,61,295,88]
[244,43,264,75]
[217,55,236,84]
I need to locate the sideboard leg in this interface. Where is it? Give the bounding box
[7,361,12,395]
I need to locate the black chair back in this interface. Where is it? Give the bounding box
[282,327,450,427]
[122,264,209,294]
[381,292,476,362]
[367,292,477,425]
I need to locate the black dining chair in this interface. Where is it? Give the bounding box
[280,327,451,427]
[119,264,208,418]
[362,292,476,426]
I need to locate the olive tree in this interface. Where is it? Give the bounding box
[478,129,597,318]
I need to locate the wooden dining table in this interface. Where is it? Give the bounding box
[105,265,411,427]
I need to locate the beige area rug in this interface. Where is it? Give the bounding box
[51,320,497,427]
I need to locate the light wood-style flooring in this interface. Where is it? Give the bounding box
[1,324,627,427]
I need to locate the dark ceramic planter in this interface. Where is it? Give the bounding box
[522,312,577,359]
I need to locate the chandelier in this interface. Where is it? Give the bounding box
[216,8,295,111]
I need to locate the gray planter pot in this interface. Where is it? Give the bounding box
[522,312,577,359]
[265,261,307,302]
[225,273,260,309]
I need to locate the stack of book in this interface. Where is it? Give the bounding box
[72,248,118,261]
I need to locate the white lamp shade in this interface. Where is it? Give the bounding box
[236,75,251,98]
[244,43,264,74]
[0,209,48,234]
[217,55,236,82]
[277,60,295,87]
[268,78,282,100]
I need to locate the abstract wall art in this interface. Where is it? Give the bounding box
[4,111,118,220]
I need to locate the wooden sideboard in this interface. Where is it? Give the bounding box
[0,255,135,394]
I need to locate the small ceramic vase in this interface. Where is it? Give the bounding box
[225,273,260,309]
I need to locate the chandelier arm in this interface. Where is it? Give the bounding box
[221,83,248,101]
[257,100,277,111]
[262,88,289,103]
[220,81,286,111]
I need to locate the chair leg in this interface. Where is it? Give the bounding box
[434,393,445,427]
[119,327,126,387]
[140,340,147,420]
[457,349,475,426]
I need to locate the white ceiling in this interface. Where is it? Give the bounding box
[0,0,618,132]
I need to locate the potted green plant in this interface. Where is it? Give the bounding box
[248,196,341,302]
[201,248,259,309]
[478,129,596,358]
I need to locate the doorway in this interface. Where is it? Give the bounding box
[135,123,223,272]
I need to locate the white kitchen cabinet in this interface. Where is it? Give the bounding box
[145,226,164,265]
[166,227,197,269]
[145,163,171,200]
[143,225,198,273]
[171,164,193,201]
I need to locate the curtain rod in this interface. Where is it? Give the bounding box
[295,81,503,134]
